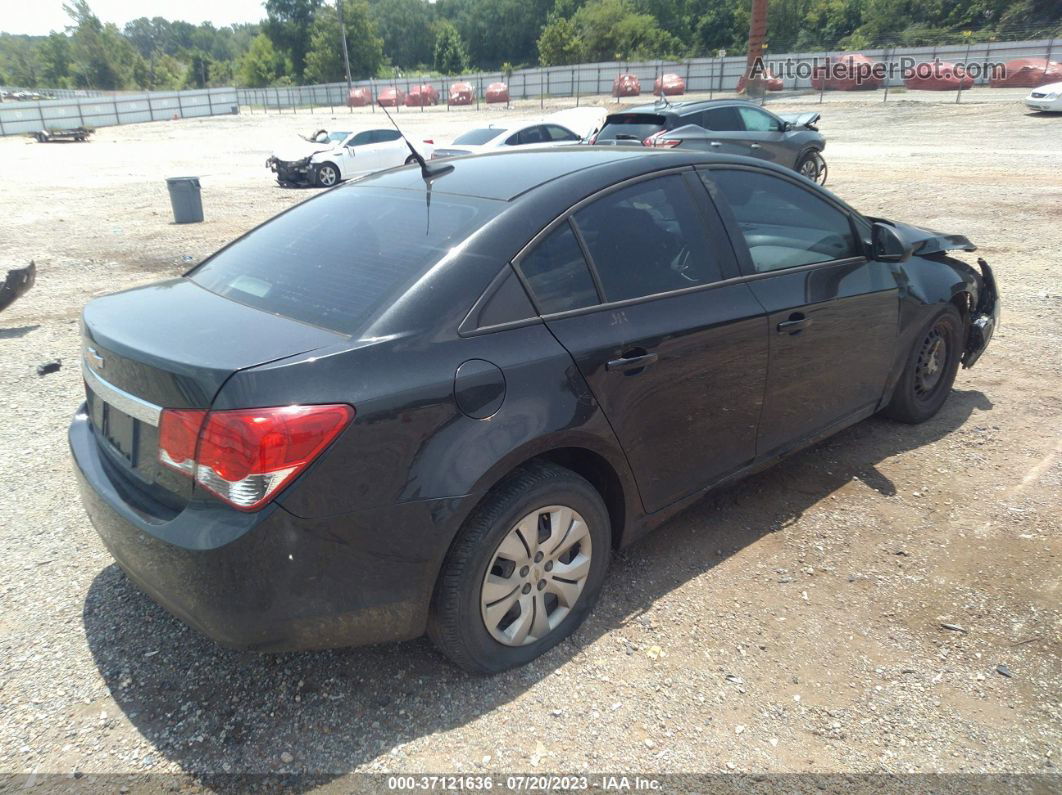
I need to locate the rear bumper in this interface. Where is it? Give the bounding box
[962,257,1000,369]
[70,406,466,651]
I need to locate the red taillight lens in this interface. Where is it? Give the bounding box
[643,131,680,148]
[158,409,206,476]
[423,138,434,144]
[157,404,354,511]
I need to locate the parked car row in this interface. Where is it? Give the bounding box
[267,100,831,188]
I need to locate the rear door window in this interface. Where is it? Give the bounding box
[703,169,860,272]
[701,106,743,131]
[190,187,502,335]
[545,124,580,141]
[515,222,599,314]
[573,175,724,302]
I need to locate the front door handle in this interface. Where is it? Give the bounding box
[606,352,658,372]
[709,141,722,147]
[776,313,810,334]
[749,143,762,150]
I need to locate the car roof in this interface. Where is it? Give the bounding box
[613,98,763,116]
[351,146,777,202]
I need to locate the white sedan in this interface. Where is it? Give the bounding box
[431,108,607,159]
[267,128,434,187]
[1024,81,1062,112]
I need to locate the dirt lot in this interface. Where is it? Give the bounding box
[0,94,1059,786]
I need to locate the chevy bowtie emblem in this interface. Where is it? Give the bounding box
[85,347,104,370]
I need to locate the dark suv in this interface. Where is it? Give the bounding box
[593,99,827,181]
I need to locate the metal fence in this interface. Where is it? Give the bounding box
[236,37,1058,112]
[0,87,240,136]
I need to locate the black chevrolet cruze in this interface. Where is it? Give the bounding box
[71,148,998,672]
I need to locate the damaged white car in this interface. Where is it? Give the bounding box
[266,129,435,187]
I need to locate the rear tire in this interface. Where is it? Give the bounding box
[428,462,610,674]
[404,154,417,165]
[884,304,963,423]
[315,162,340,188]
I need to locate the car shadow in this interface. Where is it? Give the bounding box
[83,389,991,782]
[0,324,40,339]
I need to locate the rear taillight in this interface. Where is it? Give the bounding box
[423,138,434,144]
[158,404,354,511]
[643,131,680,148]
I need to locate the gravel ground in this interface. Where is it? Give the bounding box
[0,92,1059,787]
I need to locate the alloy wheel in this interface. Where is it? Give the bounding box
[318,166,338,187]
[480,505,592,647]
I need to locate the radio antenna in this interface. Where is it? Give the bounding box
[378,101,454,181]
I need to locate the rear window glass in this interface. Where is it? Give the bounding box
[597,114,667,142]
[453,128,506,145]
[190,186,502,335]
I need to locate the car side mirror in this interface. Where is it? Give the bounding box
[872,222,913,262]
[779,121,790,132]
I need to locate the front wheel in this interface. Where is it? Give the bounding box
[428,462,611,673]
[315,162,340,188]
[796,150,828,185]
[884,304,963,423]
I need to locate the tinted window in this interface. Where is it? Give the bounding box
[453,127,505,145]
[704,169,859,272]
[191,187,502,335]
[372,129,402,143]
[476,270,535,328]
[349,130,373,146]
[701,106,743,131]
[573,175,723,302]
[596,113,668,142]
[545,124,580,141]
[513,126,547,145]
[515,222,599,314]
[737,106,778,131]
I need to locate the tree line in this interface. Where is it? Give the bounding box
[0,0,1058,90]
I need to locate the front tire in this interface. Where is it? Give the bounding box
[796,150,828,185]
[884,304,963,423]
[315,162,340,188]
[428,462,610,673]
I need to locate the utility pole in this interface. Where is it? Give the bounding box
[337,0,353,95]
[742,0,768,97]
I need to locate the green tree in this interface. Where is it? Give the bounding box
[237,32,292,86]
[304,0,384,82]
[264,0,323,80]
[538,15,582,65]
[370,0,436,69]
[64,1,144,89]
[38,33,72,86]
[571,0,680,61]
[433,20,469,74]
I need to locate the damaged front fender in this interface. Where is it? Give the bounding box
[962,257,999,369]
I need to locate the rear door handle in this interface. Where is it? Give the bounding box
[709,141,722,147]
[776,313,810,334]
[606,352,658,372]
[749,143,762,150]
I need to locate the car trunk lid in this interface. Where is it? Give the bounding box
[81,278,346,505]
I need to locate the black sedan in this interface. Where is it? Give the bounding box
[70,148,998,673]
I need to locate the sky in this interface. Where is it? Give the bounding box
[0,0,269,36]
